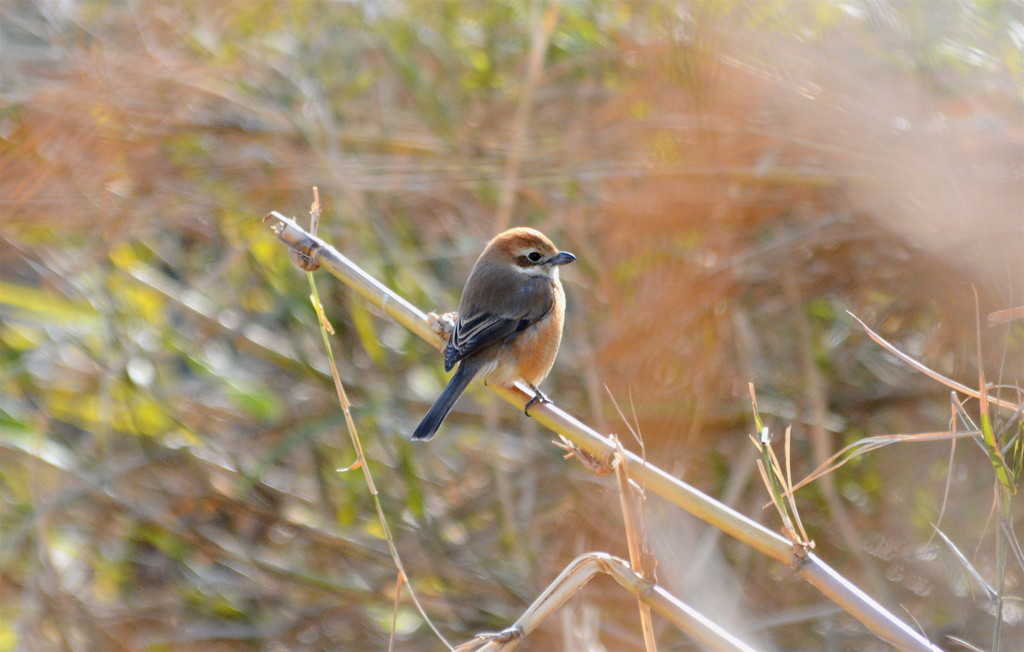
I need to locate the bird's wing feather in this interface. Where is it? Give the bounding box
[444,278,553,371]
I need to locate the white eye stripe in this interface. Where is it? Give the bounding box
[510,264,541,275]
[509,262,557,278]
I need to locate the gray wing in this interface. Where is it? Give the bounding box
[444,278,554,371]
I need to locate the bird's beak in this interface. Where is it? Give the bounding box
[548,251,577,266]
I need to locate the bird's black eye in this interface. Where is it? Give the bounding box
[527,252,542,263]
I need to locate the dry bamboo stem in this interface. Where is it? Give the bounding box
[472,553,756,652]
[611,438,658,652]
[263,212,942,652]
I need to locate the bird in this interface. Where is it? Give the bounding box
[412,227,576,441]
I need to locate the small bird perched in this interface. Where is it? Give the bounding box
[412,227,576,441]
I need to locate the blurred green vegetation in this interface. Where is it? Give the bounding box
[2,1,1022,650]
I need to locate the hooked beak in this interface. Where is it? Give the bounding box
[548,251,577,266]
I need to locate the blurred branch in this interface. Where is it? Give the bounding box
[494,4,560,231]
[122,264,312,372]
[263,211,942,652]
[1,441,375,600]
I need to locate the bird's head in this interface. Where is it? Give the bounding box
[482,227,576,277]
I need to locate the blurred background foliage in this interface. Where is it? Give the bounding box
[1,0,1022,650]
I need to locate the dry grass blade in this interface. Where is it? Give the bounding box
[750,428,812,553]
[972,288,1015,495]
[944,635,987,652]
[931,525,998,604]
[611,436,658,652]
[996,400,1024,456]
[748,383,764,433]
[747,387,811,551]
[782,427,812,547]
[926,400,963,546]
[998,520,1024,574]
[789,430,981,498]
[847,311,1020,412]
[753,453,793,538]
[987,306,1024,326]
[389,573,404,652]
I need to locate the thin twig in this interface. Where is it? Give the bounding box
[297,195,452,650]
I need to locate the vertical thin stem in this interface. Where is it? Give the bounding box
[494,4,560,231]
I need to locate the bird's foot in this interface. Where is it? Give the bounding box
[523,385,552,416]
[287,249,320,272]
[426,311,457,340]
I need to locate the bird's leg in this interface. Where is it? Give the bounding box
[523,384,552,416]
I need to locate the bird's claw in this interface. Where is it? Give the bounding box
[523,385,551,416]
[287,249,320,272]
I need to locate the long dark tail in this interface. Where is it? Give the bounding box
[412,361,478,441]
